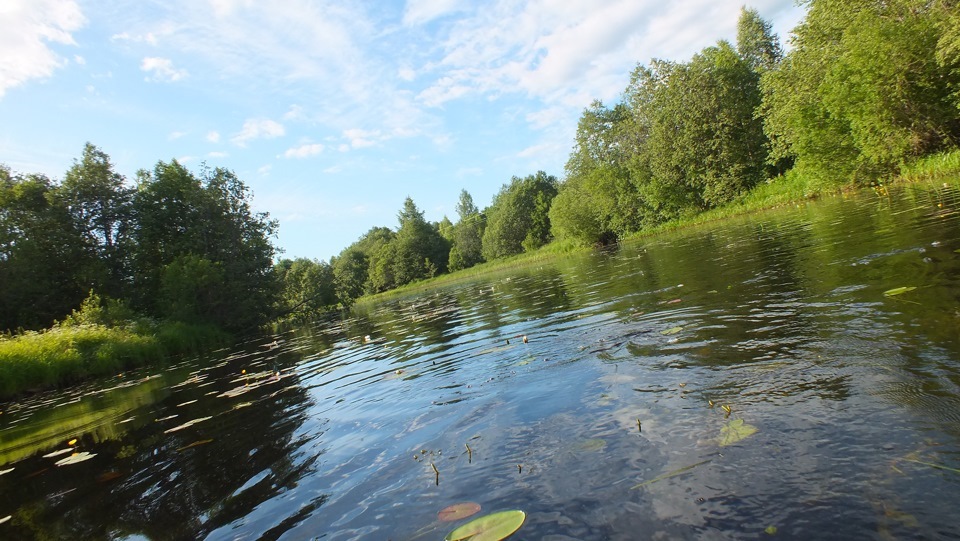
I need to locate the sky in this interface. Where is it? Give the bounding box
[0,0,807,262]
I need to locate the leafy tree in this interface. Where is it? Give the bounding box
[761,0,960,186]
[448,190,485,271]
[130,160,278,330]
[59,143,133,297]
[274,257,336,316]
[627,41,767,221]
[0,168,88,330]
[482,172,558,260]
[390,197,449,286]
[550,165,642,245]
[331,248,368,305]
[158,254,226,324]
[736,6,782,72]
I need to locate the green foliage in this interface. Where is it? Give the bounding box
[761,0,960,187]
[131,161,278,331]
[158,254,226,324]
[550,165,642,245]
[0,169,89,331]
[736,6,782,72]
[482,172,558,259]
[274,257,337,317]
[59,290,137,329]
[447,190,485,271]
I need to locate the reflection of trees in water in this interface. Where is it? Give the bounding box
[2,351,320,540]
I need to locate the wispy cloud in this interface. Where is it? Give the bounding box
[208,151,229,158]
[206,131,221,143]
[232,118,285,146]
[402,0,464,26]
[0,0,86,99]
[141,57,188,82]
[168,130,186,140]
[283,143,324,159]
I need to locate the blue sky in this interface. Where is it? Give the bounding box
[0,0,805,261]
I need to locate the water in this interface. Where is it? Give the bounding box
[2,183,960,540]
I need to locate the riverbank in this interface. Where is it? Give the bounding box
[356,149,960,306]
[0,295,230,400]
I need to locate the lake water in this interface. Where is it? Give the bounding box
[2,183,960,540]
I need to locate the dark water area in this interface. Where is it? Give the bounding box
[3,183,960,540]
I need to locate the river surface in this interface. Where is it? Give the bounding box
[2,183,960,540]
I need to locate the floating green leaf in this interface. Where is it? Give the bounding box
[55,452,96,466]
[717,419,758,447]
[632,459,712,489]
[765,525,778,535]
[445,510,525,541]
[578,438,607,452]
[661,326,683,336]
[883,286,916,297]
[438,502,482,522]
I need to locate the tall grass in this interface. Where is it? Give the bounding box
[899,149,960,183]
[0,293,231,399]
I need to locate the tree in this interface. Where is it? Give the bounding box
[274,258,336,316]
[736,6,782,72]
[448,189,485,271]
[390,197,450,286]
[761,0,960,186]
[0,169,88,330]
[130,160,278,330]
[482,172,558,260]
[59,143,133,298]
[626,41,768,221]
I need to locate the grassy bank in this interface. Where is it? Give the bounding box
[358,149,960,307]
[0,294,230,400]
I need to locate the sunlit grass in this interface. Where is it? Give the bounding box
[0,319,229,399]
[899,149,960,183]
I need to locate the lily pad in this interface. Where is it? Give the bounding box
[438,502,482,522]
[717,419,758,447]
[445,510,525,541]
[578,438,607,452]
[632,459,712,489]
[661,326,683,336]
[884,286,916,296]
[55,452,97,466]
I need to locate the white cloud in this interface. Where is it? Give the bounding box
[74,55,85,65]
[111,31,157,45]
[206,130,221,143]
[398,67,416,82]
[403,0,464,26]
[0,0,86,98]
[168,130,186,140]
[343,128,382,149]
[141,57,188,82]
[283,143,324,159]
[257,164,272,175]
[231,118,285,146]
[283,104,304,121]
[208,151,229,158]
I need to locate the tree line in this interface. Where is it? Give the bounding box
[1,144,277,333]
[3,0,959,333]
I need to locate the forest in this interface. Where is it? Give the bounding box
[1,0,959,394]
